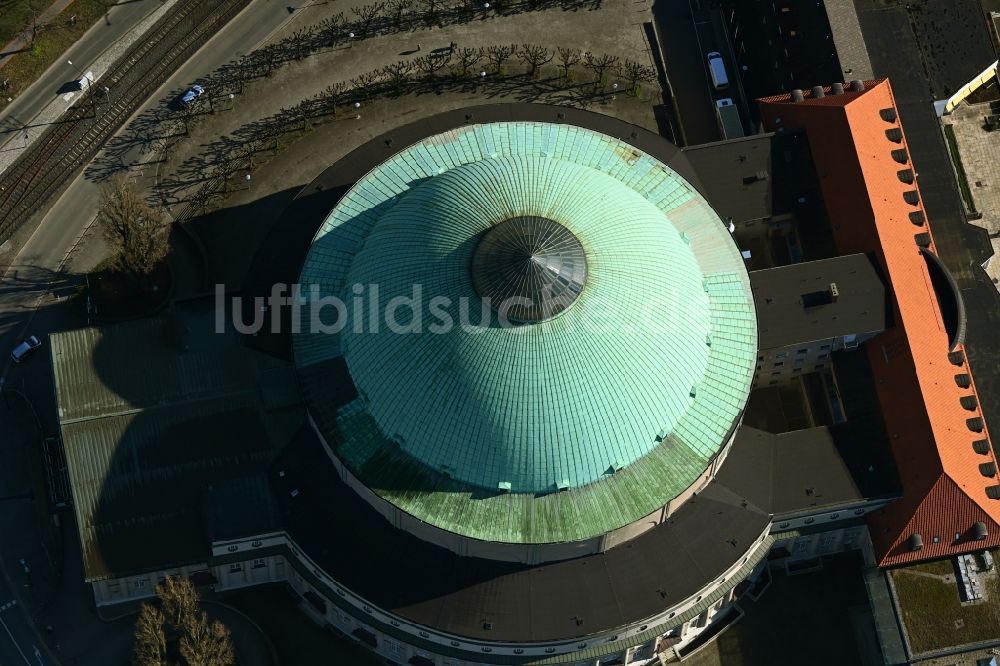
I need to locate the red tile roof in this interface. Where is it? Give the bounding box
[758,80,999,565]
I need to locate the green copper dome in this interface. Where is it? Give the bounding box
[295,121,757,545]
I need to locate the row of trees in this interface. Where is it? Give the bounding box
[231,0,601,80]
[155,43,656,217]
[213,43,654,112]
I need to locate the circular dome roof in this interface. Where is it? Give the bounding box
[295,119,757,546]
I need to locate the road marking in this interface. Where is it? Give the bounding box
[0,612,32,665]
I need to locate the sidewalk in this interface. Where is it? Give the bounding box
[0,0,77,70]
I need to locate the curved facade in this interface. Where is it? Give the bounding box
[293,118,758,560]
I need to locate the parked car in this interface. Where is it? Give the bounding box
[707,52,729,90]
[181,84,205,107]
[10,335,41,363]
[75,71,95,91]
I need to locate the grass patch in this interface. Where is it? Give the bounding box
[1,0,110,111]
[891,565,1000,655]
[906,557,955,577]
[943,123,977,214]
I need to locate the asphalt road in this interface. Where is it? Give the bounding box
[652,0,718,146]
[0,0,165,151]
[0,1,304,663]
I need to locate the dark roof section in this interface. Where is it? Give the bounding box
[719,425,898,518]
[751,253,887,349]
[53,298,305,580]
[681,134,774,224]
[271,425,770,643]
[240,103,705,361]
[207,475,283,542]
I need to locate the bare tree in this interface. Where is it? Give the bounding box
[133,577,235,666]
[98,174,168,277]
[454,46,483,77]
[25,0,44,48]
[350,70,381,100]
[318,81,348,115]
[486,43,517,75]
[583,52,618,90]
[133,604,167,666]
[179,611,235,666]
[258,43,281,77]
[317,13,346,47]
[387,0,413,28]
[517,44,552,79]
[382,61,413,95]
[157,576,199,628]
[352,2,386,36]
[288,27,313,60]
[419,0,441,26]
[556,47,581,81]
[618,59,656,95]
[414,52,451,80]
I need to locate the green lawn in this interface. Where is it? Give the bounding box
[1,0,108,110]
[891,565,1000,655]
[905,558,955,577]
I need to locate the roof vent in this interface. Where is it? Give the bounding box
[656,427,669,442]
[811,85,825,99]
[961,395,979,411]
[886,128,904,143]
[949,351,966,366]
[968,417,985,433]
[915,232,931,248]
[791,89,805,103]
[689,384,698,398]
[609,461,625,473]
[974,521,989,540]
[879,107,898,122]
[891,149,909,164]
[980,462,997,478]
[974,439,991,455]
[498,481,512,493]
[831,82,845,95]
[909,533,923,551]
[956,374,972,388]
[556,479,570,492]
[903,190,920,206]
[829,282,840,302]
[909,211,925,226]
[850,79,865,92]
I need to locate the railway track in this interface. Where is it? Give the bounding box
[0,0,253,242]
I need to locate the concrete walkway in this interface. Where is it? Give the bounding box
[0,0,77,70]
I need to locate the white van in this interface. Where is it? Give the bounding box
[707,52,729,90]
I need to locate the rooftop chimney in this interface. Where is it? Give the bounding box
[811,86,825,99]
[850,79,865,92]
[831,82,845,95]
[790,89,805,103]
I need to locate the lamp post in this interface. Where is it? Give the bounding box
[245,173,251,192]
